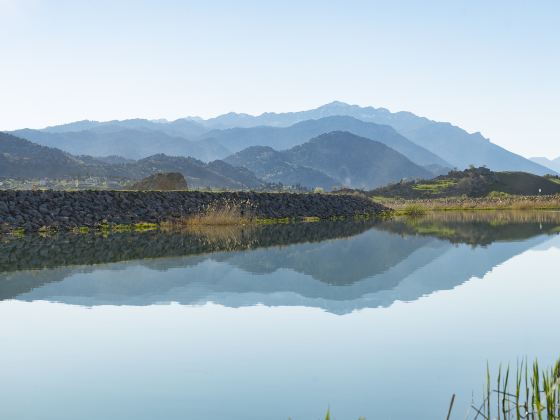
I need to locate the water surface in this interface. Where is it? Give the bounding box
[1,212,559,419]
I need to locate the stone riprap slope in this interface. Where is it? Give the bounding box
[0,190,388,232]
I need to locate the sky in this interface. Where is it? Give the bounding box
[0,0,559,158]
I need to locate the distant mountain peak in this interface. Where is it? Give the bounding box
[320,100,352,108]
[225,130,431,190]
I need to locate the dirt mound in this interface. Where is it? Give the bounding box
[130,172,188,191]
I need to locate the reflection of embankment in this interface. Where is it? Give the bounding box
[8,231,553,313]
[4,212,558,312]
[376,211,560,246]
[0,221,376,274]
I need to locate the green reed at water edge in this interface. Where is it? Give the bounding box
[291,359,559,419]
[468,358,560,420]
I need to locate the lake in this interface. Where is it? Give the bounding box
[1,212,559,420]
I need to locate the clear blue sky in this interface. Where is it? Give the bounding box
[1,0,559,158]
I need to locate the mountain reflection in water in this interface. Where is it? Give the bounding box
[1,211,559,313]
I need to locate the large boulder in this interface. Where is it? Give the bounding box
[130,172,188,191]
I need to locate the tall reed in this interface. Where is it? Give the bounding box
[470,358,560,420]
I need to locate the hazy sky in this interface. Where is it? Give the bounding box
[1,0,559,158]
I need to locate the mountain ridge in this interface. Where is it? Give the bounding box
[225,131,432,190]
[8,101,554,175]
[200,115,449,169]
[196,101,554,175]
[0,132,263,189]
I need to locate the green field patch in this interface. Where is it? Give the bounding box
[412,179,457,194]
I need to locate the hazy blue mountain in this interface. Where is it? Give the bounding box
[13,124,225,161]
[205,156,293,188]
[13,102,552,174]
[43,117,208,139]
[225,131,432,189]
[197,101,552,174]
[0,132,129,179]
[42,120,103,133]
[0,132,263,189]
[200,115,448,168]
[400,123,554,175]
[198,101,429,131]
[284,132,432,189]
[88,155,135,165]
[530,156,560,173]
[224,146,339,189]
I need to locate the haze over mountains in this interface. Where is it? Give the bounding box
[530,156,560,173]
[2,101,556,190]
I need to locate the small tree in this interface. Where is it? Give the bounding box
[313,187,325,194]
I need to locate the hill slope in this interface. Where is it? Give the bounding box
[0,132,124,179]
[370,167,560,198]
[225,131,432,190]
[0,132,263,189]
[224,146,339,189]
[122,154,264,189]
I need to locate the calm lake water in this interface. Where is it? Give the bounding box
[1,212,559,420]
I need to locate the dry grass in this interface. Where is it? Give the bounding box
[182,224,259,249]
[379,194,560,211]
[403,209,560,225]
[161,202,253,228]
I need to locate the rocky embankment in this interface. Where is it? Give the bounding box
[0,190,388,232]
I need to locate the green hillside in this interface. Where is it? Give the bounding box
[370,167,560,198]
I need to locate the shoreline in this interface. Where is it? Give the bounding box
[0,190,388,234]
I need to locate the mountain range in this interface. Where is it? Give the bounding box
[194,101,553,175]
[2,102,556,190]
[13,125,228,161]
[8,102,553,177]
[1,130,429,190]
[0,132,263,189]
[198,116,449,168]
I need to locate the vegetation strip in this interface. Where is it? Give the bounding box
[379,195,560,212]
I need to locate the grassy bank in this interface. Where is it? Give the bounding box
[376,194,560,212]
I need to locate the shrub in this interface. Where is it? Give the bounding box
[402,204,427,217]
[487,191,511,199]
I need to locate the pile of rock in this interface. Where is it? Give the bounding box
[0,190,389,232]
